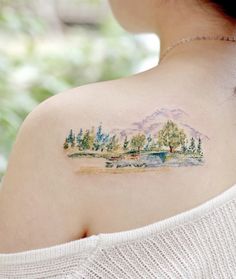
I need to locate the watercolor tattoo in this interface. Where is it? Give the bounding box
[63,108,209,173]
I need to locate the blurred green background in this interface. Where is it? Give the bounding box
[0,0,159,179]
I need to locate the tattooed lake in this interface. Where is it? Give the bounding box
[68,150,204,173]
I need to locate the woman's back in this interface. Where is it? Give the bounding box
[0,0,236,277]
[74,44,236,237]
[83,48,236,237]
[0,180,236,278]
[1,40,236,250]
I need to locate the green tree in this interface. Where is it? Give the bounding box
[100,134,110,152]
[157,120,186,153]
[67,129,76,147]
[181,139,188,154]
[188,137,196,154]
[130,133,146,152]
[144,134,152,151]
[81,129,93,150]
[197,137,203,156]
[149,140,157,151]
[123,136,129,151]
[94,124,104,151]
[89,126,96,150]
[106,135,119,152]
[76,128,83,149]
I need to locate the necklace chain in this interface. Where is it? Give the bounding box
[159,35,236,63]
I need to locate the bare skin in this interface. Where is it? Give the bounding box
[0,0,236,253]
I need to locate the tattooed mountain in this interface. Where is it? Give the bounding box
[63,120,204,170]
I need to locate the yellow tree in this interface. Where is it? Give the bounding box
[89,126,95,150]
[157,120,186,153]
[130,133,146,153]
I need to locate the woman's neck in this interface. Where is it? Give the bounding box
[151,2,236,62]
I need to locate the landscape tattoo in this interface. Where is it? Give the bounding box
[63,108,209,173]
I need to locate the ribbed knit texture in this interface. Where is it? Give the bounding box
[0,184,236,278]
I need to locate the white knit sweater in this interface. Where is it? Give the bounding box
[0,184,236,279]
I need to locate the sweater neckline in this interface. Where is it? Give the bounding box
[0,183,236,265]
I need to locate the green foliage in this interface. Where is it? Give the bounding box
[130,133,146,152]
[67,129,76,146]
[64,128,147,154]
[144,134,152,151]
[106,135,119,152]
[76,128,83,149]
[81,129,93,150]
[157,120,187,152]
[197,137,203,156]
[181,139,188,154]
[63,122,204,162]
[123,136,129,151]
[0,1,154,178]
[188,137,196,154]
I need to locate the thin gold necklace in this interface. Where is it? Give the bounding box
[159,35,236,63]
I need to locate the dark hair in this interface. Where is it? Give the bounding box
[209,1,236,21]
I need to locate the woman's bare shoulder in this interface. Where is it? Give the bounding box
[2,79,119,182]
[0,79,123,252]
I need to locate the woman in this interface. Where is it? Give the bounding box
[0,0,236,277]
